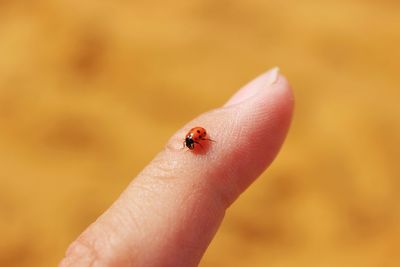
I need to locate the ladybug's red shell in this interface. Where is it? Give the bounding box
[186,127,207,140]
[184,127,211,150]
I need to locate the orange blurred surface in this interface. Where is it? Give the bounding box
[1,1,400,266]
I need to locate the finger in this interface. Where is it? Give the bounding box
[60,67,293,267]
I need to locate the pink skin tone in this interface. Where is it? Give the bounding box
[60,67,294,267]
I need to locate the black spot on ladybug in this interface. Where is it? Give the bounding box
[197,130,201,133]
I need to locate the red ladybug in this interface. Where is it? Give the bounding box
[183,127,214,150]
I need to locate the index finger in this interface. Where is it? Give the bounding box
[60,67,293,267]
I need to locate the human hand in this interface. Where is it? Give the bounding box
[59,67,293,267]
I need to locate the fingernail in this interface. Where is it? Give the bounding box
[224,67,280,107]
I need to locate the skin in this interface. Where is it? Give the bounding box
[60,67,294,267]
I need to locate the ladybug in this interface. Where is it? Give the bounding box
[183,127,214,150]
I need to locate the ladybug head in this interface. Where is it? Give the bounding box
[185,137,195,150]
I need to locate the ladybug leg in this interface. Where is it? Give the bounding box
[194,141,203,148]
[203,138,216,142]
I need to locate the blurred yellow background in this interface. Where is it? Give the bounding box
[1,1,399,266]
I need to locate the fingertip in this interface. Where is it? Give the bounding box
[208,71,295,200]
[163,71,294,205]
